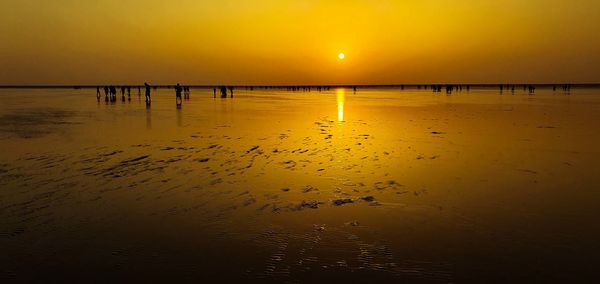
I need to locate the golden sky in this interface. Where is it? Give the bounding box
[1,0,599,85]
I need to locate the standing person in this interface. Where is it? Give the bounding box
[137,86,141,96]
[110,85,117,102]
[220,86,227,98]
[103,86,109,102]
[184,86,190,99]
[96,87,101,100]
[127,87,131,98]
[229,86,234,98]
[144,82,151,103]
[175,83,183,106]
[213,88,217,98]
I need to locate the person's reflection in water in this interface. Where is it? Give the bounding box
[146,102,152,129]
[177,106,183,126]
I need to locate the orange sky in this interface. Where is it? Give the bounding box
[1,0,599,85]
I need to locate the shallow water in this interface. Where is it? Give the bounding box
[1,87,600,282]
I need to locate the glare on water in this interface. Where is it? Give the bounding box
[336,88,345,122]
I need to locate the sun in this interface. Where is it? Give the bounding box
[338,53,345,60]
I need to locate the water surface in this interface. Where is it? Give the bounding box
[1,87,600,282]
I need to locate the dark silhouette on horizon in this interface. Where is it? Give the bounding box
[183,86,190,100]
[103,86,109,102]
[175,83,183,106]
[144,83,151,104]
[110,85,117,103]
[90,83,583,106]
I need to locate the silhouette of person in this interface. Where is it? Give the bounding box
[103,86,109,102]
[184,86,190,100]
[175,83,183,106]
[220,86,228,98]
[110,85,117,102]
[213,88,217,98]
[144,82,151,103]
[229,86,234,98]
[96,87,101,100]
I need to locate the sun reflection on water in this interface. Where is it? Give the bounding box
[336,88,345,122]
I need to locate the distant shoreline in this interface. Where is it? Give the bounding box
[1,83,599,89]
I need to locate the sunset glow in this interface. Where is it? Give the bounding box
[1,2,600,282]
[1,0,599,85]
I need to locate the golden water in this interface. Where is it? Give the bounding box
[1,87,599,282]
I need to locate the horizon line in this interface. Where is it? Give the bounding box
[1,83,599,89]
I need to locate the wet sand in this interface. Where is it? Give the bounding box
[1,87,600,282]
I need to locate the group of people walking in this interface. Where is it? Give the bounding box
[95,83,575,105]
[96,83,153,103]
[213,86,234,98]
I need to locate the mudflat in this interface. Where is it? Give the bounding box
[1,87,599,282]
